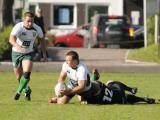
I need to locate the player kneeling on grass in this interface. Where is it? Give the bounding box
[49,51,157,104]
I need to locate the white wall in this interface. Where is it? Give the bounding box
[28,0,123,35]
[109,0,123,16]
[147,0,159,17]
[28,0,123,16]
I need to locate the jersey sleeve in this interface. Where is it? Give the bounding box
[62,62,67,73]
[10,23,21,37]
[77,66,88,81]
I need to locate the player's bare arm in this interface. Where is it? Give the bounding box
[60,80,86,96]
[58,71,67,83]
[9,35,22,52]
[70,80,86,94]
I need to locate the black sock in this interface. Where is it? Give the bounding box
[126,94,145,104]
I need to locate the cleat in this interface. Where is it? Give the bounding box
[81,101,88,104]
[131,87,138,95]
[25,88,32,101]
[144,97,155,104]
[14,93,20,100]
[155,99,160,104]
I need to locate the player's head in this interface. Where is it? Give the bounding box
[23,12,34,28]
[65,51,79,68]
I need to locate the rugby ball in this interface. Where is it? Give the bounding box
[54,82,67,97]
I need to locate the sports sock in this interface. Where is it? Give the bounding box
[126,94,146,104]
[18,76,28,93]
[16,75,29,94]
[90,74,97,81]
[23,85,30,93]
[90,69,100,81]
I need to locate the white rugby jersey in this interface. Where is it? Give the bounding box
[62,62,91,91]
[11,22,43,53]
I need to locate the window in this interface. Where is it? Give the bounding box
[88,5,108,22]
[29,5,36,14]
[53,5,74,25]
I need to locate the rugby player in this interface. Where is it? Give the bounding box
[9,11,47,101]
[49,51,156,104]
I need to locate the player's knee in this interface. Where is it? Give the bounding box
[106,80,113,85]
[16,76,21,82]
[23,72,31,80]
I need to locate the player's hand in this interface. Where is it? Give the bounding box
[59,89,70,96]
[15,44,25,52]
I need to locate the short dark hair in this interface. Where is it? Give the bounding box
[66,51,79,63]
[23,12,35,18]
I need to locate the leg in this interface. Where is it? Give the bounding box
[115,81,137,94]
[48,97,58,103]
[22,60,32,101]
[108,81,137,95]
[77,95,88,104]
[14,67,28,98]
[12,52,24,100]
[57,96,71,104]
[77,95,83,102]
[14,65,31,95]
[49,88,75,104]
[106,80,113,85]
[13,67,23,82]
[49,95,72,104]
[12,51,23,83]
[126,94,155,104]
[90,68,100,81]
[14,60,32,100]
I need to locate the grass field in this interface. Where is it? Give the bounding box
[0,72,160,120]
[128,45,160,63]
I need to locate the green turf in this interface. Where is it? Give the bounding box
[128,45,160,63]
[0,72,160,120]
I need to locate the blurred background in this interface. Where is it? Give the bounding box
[0,0,159,61]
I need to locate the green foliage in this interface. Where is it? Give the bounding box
[46,33,55,47]
[0,25,13,60]
[147,13,160,46]
[129,12,160,63]
[128,45,160,63]
[0,72,159,120]
[147,15,155,45]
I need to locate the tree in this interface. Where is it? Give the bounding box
[2,0,14,26]
[0,0,3,29]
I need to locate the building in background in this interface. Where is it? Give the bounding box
[146,0,160,16]
[12,0,159,36]
[25,0,123,35]
[124,0,143,26]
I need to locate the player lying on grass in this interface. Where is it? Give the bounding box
[49,51,156,104]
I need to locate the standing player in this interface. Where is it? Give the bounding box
[49,51,156,104]
[9,11,47,101]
